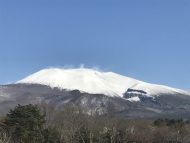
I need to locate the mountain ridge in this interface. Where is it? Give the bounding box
[0,67,190,118]
[16,68,190,99]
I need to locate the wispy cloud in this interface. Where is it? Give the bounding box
[45,64,109,72]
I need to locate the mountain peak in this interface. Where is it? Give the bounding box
[16,68,190,98]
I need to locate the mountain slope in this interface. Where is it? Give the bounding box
[0,67,190,118]
[16,68,190,98]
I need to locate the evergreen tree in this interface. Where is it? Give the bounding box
[43,128,61,143]
[3,104,46,143]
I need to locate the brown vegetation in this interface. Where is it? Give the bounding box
[1,104,190,143]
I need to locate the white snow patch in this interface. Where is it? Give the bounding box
[127,96,140,102]
[16,68,190,98]
[63,99,72,104]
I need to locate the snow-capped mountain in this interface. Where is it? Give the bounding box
[1,67,190,118]
[16,68,190,98]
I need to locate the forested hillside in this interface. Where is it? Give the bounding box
[1,104,190,143]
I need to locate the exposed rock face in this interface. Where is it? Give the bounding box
[1,84,190,119]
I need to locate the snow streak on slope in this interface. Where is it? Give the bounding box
[16,68,190,97]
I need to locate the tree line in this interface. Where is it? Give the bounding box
[1,104,190,143]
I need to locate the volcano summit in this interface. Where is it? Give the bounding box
[0,68,190,118]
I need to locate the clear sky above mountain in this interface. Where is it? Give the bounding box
[0,0,189,90]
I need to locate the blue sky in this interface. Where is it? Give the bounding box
[0,0,189,90]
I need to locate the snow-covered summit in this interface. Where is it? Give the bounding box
[16,68,190,97]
